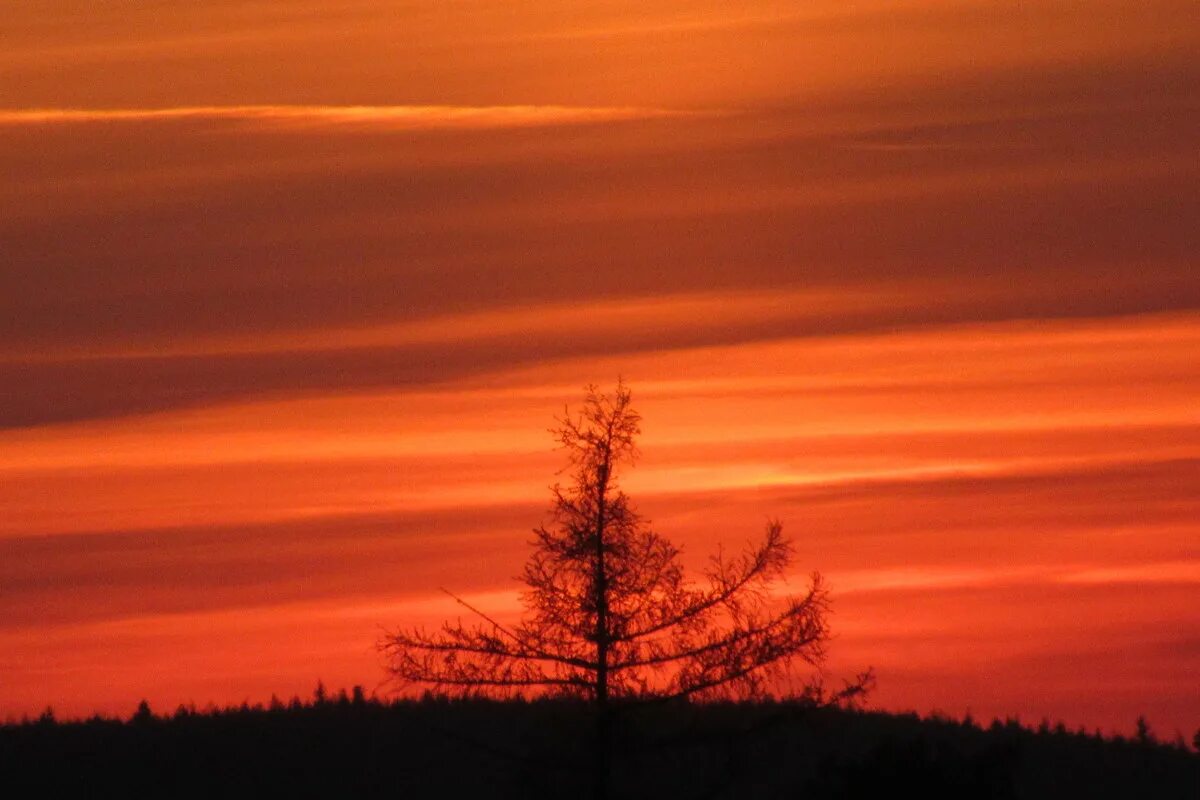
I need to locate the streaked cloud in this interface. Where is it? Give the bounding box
[1059,562,1200,586]
[2,287,893,361]
[0,104,689,129]
[831,561,1200,595]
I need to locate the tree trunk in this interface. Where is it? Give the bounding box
[594,705,611,800]
[593,453,611,800]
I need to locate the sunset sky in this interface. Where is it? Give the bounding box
[2,1,1198,738]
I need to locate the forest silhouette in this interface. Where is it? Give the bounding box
[3,690,1198,799]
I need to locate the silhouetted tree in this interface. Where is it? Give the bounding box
[131,700,154,725]
[1136,715,1155,746]
[380,381,871,798]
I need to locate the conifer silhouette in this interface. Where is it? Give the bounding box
[380,381,870,798]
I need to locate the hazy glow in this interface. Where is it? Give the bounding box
[2,0,1197,740]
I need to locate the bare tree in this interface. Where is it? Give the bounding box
[380,381,871,798]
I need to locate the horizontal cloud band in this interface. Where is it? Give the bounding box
[0,104,695,129]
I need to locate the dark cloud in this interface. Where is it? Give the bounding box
[3,51,1198,426]
[0,13,1196,429]
[0,502,542,630]
[4,268,1199,429]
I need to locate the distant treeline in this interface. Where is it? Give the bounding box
[3,687,1197,799]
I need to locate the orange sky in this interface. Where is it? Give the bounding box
[2,1,1198,738]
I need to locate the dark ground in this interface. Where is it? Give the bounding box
[3,691,1197,799]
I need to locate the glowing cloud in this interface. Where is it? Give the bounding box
[0,104,694,129]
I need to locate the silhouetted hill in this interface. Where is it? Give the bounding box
[3,690,1197,799]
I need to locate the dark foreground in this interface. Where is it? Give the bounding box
[3,692,1197,799]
